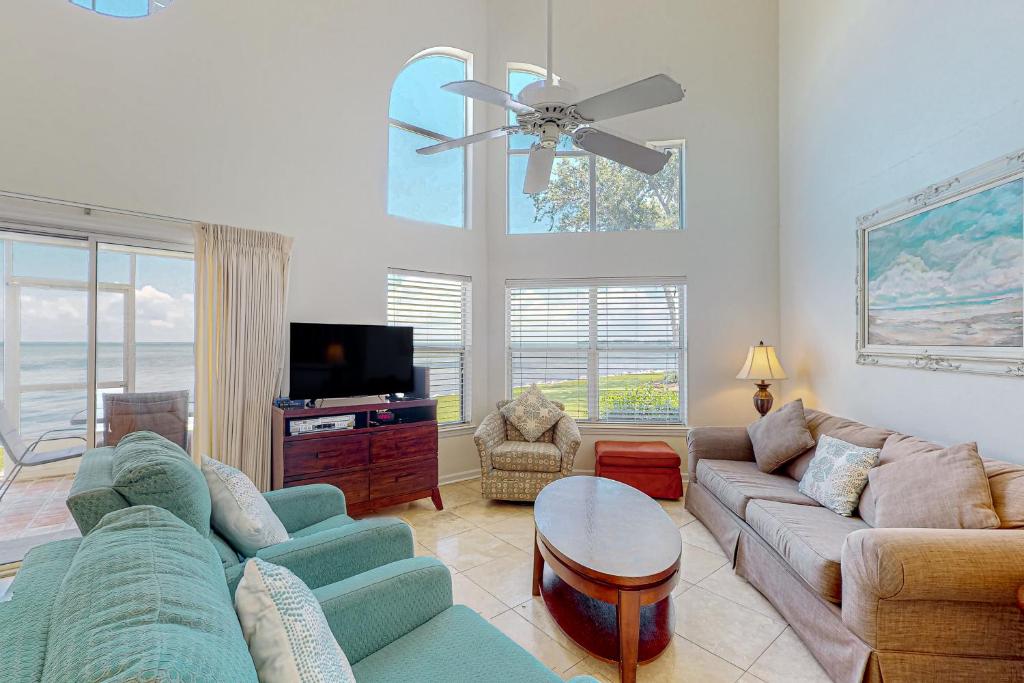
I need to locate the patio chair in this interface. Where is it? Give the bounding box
[0,402,86,503]
[102,390,189,450]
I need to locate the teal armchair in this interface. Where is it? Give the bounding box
[2,507,597,683]
[67,444,414,589]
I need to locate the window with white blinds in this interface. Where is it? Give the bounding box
[506,278,685,424]
[388,270,471,426]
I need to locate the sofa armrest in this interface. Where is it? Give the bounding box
[555,415,582,476]
[66,447,129,535]
[686,426,754,481]
[473,411,505,474]
[254,517,414,590]
[842,528,1024,645]
[314,557,452,664]
[262,483,346,532]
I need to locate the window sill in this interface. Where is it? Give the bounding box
[577,423,688,438]
[438,423,477,438]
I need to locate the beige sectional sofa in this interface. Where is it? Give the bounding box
[685,408,1024,683]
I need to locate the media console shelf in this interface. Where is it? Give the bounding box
[271,399,442,516]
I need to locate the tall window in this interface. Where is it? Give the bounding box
[387,270,471,426]
[506,278,685,424]
[388,49,470,228]
[507,67,685,234]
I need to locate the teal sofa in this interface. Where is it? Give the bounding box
[1,505,597,683]
[67,434,414,590]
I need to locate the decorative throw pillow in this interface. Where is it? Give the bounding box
[235,558,355,683]
[500,385,564,442]
[746,399,816,473]
[202,456,289,557]
[867,442,1000,529]
[798,435,880,516]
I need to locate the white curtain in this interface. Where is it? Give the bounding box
[193,223,293,490]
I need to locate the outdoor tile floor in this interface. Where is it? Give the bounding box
[0,474,79,565]
[369,478,835,683]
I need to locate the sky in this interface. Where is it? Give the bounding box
[868,178,1024,309]
[2,240,194,343]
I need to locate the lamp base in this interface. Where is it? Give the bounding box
[753,382,774,418]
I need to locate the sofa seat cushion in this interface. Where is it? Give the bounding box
[746,500,869,604]
[351,605,561,683]
[40,505,257,683]
[491,441,562,473]
[696,459,819,519]
[291,513,356,538]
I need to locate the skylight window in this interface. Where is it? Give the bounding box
[70,0,172,18]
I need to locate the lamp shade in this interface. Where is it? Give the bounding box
[736,341,788,381]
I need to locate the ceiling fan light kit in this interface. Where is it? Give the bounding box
[416,0,686,194]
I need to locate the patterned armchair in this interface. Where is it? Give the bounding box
[473,400,582,502]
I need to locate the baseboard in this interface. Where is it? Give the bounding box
[442,467,690,485]
[438,469,481,486]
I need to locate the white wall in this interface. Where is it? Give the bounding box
[779,0,1024,463]
[484,0,781,472]
[0,0,779,481]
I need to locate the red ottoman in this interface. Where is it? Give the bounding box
[595,440,683,500]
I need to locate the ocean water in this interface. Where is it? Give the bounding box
[868,293,1024,347]
[0,342,194,438]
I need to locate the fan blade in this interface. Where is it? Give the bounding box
[572,127,671,175]
[523,144,555,194]
[572,74,684,122]
[442,80,535,115]
[416,126,519,155]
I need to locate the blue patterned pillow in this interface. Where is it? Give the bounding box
[202,456,289,556]
[798,435,880,516]
[234,559,355,683]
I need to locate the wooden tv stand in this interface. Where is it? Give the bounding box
[271,399,441,516]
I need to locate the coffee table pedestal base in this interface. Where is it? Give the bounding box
[539,567,675,674]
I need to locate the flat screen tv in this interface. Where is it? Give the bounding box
[289,323,414,400]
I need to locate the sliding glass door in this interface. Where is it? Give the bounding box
[0,231,193,566]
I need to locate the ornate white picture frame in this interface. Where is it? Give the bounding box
[856,149,1024,377]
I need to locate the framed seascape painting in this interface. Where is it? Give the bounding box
[856,149,1024,377]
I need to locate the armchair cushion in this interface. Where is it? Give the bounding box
[263,483,347,532]
[491,441,561,473]
[316,557,453,664]
[500,386,564,442]
[254,517,414,590]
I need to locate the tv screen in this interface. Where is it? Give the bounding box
[289,323,414,400]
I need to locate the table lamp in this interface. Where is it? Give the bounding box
[736,341,787,417]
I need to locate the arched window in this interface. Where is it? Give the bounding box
[70,0,172,18]
[388,49,470,228]
[506,64,685,234]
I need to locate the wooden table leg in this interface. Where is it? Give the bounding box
[430,487,444,511]
[532,530,543,597]
[617,589,641,683]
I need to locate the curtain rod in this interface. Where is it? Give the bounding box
[0,190,196,226]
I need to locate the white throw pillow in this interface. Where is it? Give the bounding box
[202,456,289,556]
[798,435,880,517]
[500,385,564,442]
[235,559,355,683]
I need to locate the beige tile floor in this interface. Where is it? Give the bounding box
[368,478,835,683]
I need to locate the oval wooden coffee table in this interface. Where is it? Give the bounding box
[532,476,681,683]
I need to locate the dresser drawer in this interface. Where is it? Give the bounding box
[370,458,438,500]
[283,434,369,478]
[369,424,437,464]
[286,469,370,506]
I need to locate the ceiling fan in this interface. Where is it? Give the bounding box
[416,0,686,194]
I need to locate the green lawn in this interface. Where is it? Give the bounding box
[434,371,679,426]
